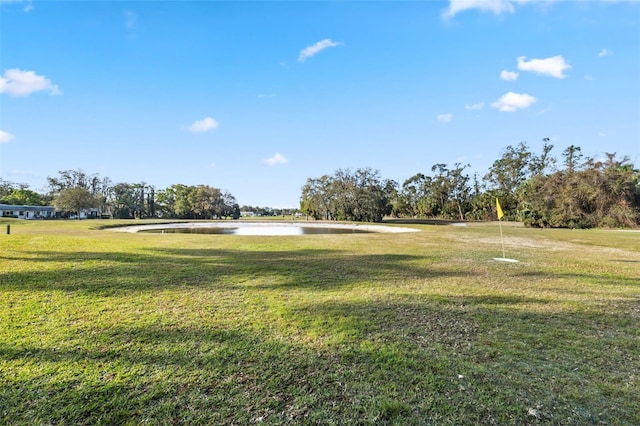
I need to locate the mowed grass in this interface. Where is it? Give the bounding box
[1,219,638,425]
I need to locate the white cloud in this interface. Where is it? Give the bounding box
[517,55,571,79]
[500,70,519,81]
[0,130,15,143]
[437,113,453,123]
[465,102,485,111]
[298,39,341,63]
[491,92,536,112]
[187,117,219,133]
[265,153,288,166]
[598,49,613,57]
[442,0,515,19]
[598,132,606,137]
[443,0,583,19]
[585,75,594,81]
[0,68,61,97]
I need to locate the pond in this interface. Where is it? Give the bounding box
[109,221,419,236]
[140,226,369,235]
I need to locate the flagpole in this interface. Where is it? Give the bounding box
[498,219,505,259]
[494,198,517,263]
[496,197,506,259]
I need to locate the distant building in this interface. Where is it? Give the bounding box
[0,204,55,219]
[78,208,101,219]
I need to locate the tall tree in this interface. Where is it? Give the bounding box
[111,183,144,218]
[399,173,432,217]
[47,169,112,215]
[484,142,534,194]
[484,141,541,219]
[447,163,472,220]
[300,175,333,220]
[156,187,177,218]
[193,185,222,219]
[53,188,99,218]
[562,145,584,174]
[300,168,394,222]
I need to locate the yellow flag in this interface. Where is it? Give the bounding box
[496,197,504,220]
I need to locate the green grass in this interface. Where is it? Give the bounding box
[1,219,638,424]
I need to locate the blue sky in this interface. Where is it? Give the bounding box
[1,0,639,207]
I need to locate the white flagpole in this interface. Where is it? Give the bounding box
[498,219,505,259]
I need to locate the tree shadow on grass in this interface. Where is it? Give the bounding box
[2,295,639,425]
[515,270,640,287]
[0,248,472,295]
[274,296,640,424]
[0,324,343,424]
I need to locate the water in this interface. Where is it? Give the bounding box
[139,225,371,236]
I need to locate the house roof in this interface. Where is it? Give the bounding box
[0,204,55,211]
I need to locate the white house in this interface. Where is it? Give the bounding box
[74,208,102,219]
[0,204,56,219]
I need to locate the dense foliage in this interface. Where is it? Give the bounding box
[156,184,240,220]
[518,152,640,228]
[1,170,239,220]
[0,188,49,206]
[299,142,639,228]
[300,168,396,222]
[1,141,638,227]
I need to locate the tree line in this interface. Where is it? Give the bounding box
[299,141,639,228]
[0,170,240,220]
[1,140,638,228]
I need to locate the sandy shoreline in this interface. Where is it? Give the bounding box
[106,221,420,234]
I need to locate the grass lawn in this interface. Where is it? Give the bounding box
[1,219,638,425]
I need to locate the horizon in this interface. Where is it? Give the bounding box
[1,0,639,208]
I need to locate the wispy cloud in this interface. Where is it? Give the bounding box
[465,102,485,111]
[257,93,276,99]
[491,92,536,112]
[598,48,613,57]
[298,39,341,63]
[124,9,137,29]
[442,0,582,20]
[123,9,138,39]
[0,130,15,144]
[535,106,552,116]
[186,117,219,133]
[442,0,515,19]
[437,113,453,124]
[500,70,519,81]
[0,0,33,12]
[264,153,288,166]
[0,68,62,97]
[517,55,571,79]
